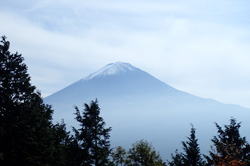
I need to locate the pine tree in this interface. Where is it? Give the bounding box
[64,134,83,166]
[0,36,56,166]
[205,118,250,166]
[73,99,112,166]
[182,126,204,166]
[50,121,84,166]
[50,121,72,166]
[126,140,166,166]
[111,146,127,166]
[168,150,184,166]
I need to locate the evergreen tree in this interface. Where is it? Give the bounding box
[51,121,84,166]
[64,134,84,166]
[182,126,204,166]
[168,150,184,166]
[205,118,250,166]
[0,36,56,166]
[51,121,73,166]
[73,99,112,166]
[111,146,127,166]
[126,140,166,166]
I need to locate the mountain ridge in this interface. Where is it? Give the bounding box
[45,62,250,159]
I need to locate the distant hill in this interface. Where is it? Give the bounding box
[45,62,250,159]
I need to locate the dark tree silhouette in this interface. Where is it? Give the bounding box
[0,36,56,166]
[111,146,127,166]
[205,118,250,166]
[126,140,166,166]
[182,126,204,166]
[73,100,112,166]
[50,121,77,166]
[168,150,184,166]
[168,126,204,166]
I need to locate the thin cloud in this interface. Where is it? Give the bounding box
[1,0,250,108]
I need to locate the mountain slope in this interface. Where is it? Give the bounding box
[45,62,250,159]
[47,62,179,100]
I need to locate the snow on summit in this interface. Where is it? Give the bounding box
[85,62,138,80]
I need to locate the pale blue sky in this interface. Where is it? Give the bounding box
[1,0,250,107]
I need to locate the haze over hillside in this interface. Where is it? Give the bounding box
[45,62,250,159]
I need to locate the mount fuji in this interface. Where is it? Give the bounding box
[45,62,250,159]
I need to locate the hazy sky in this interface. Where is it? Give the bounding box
[1,0,250,107]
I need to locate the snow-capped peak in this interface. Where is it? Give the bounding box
[85,62,138,80]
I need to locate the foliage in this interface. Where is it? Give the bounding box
[168,126,204,166]
[0,36,55,166]
[126,140,166,166]
[205,118,250,166]
[182,126,204,166]
[73,99,112,166]
[111,146,127,166]
[168,150,184,166]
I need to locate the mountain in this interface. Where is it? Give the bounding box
[45,62,250,159]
